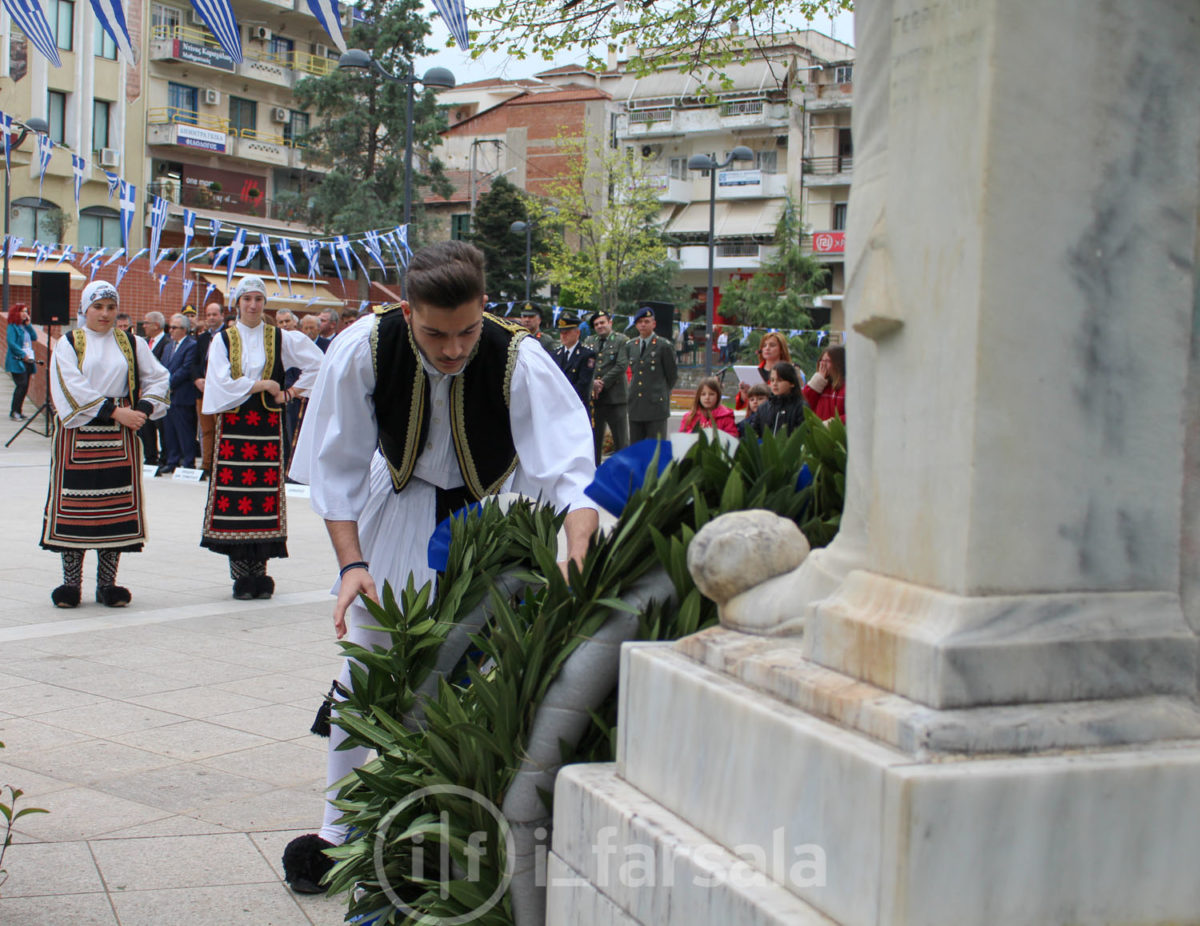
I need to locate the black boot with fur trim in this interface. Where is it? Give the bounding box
[282,834,335,894]
[253,575,275,600]
[95,585,132,607]
[232,576,256,600]
[51,585,81,608]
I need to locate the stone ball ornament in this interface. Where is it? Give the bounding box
[687,509,810,608]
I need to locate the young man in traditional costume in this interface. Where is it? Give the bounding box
[199,275,323,599]
[42,281,170,607]
[283,240,598,893]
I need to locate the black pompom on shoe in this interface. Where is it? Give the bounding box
[233,576,256,600]
[51,585,81,608]
[96,586,132,607]
[254,575,275,599]
[282,834,335,894]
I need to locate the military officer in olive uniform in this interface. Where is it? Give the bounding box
[586,309,631,463]
[552,312,597,416]
[518,304,556,353]
[627,305,677,442]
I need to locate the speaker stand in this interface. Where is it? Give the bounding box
[5,324,54,446]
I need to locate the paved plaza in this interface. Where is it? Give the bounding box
[0,383,350,925]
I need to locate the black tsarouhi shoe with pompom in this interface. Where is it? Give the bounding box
[282,834,335,894]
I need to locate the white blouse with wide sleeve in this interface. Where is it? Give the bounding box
[202,321,324,415]
[49,327,169,429]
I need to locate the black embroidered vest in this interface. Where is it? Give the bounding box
[220,325,285,385]
[371,306,527,499]
[70,328,141,400]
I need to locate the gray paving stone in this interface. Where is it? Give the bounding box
[89,832,278,891]
[0,839,105,897]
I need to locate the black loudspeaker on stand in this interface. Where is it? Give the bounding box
[6,271,70,446]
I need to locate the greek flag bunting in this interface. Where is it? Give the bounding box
[35,134,52,194]
[259,233,282,291]
[209,217,222,247]
[79,246,96,267]
[33,243,47,264]
[88,0,136,61]
[203,283,217,304]
[301,238,320,279]
[362,230,387,274]
[115,263,129,289]
[181,277,194,307]
[148,195,170,270]
[71,154,86,209]
[126,247,148,266]
[327,240,345,288]
[168,208,196,271]
[394,225,410,255]
[103,248,126,267]
[105,170,121,200]
[0,111,11,175]
[741,326,752,340]
[187,0,242,63]
[239,243,259,266]
[303,0,347,53]
[158,274,169,295]
[55,244,73,264]
[1,0,61,67]
[430,0,470,50]
[816,330,827,346]
[276,237,298,274]
[224,227,246,292]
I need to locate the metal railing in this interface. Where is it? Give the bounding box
[147,109,309,150]
[151,24,334,77]
[803,155,854,175]
[717,242,759,258]
[719,99,764,117]
[629,108,673,124]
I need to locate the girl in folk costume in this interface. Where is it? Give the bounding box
[42,281,170,608]
[200,275,323,599]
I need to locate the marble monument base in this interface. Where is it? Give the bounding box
[548,641,1200,926]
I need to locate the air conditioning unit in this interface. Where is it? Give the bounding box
[313,42,328,58]
[203,88,220,105]
[271,107,289,123]
[188,9,205,26]
[98,148,119,168]
[250,25,271,41]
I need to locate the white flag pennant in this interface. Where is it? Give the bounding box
[303,0,347,53]
[35,134,53,195]
[224,227,246,292]
[181,277,195,307]
[187,0,242,63]
[104,170,121,200]
[430,0,470,50]
[260,233,283,292]
[157,274,169,295]
[70,154,86,210]
[148,195,170,271]
[1,0,62,67]
[118,180,137,251]
[88,0,136,61]
[115,263,130,289]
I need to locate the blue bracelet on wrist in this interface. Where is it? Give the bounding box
[339,561,369,579]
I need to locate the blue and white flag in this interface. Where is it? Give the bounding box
[181,277,195,307]
[103,248,126,266]
[0,111,11,175]
[33,242,47,264]
[334,235,355,276]
[104,170,121,200]
[88,0,135,61]
[79,246,96,267]
[260,233,282,291]
[394,224,410,255]
[238,243,259,266]
[158,274,169,295]
[552,305,563,326]
[120,179,139,259]
[126,246,148,266]
[1,0,62,67]
[816,330,827,347]
[70,154,86,209]
[187,0,242,63]
[55,244,73,264]
[382,231,406,277]
[148,195,170,270]
[327,239,344,288]
[741,326,752,340]
[115,263,130,289]
[168,208,197,272]
[224,227,246,292]
[203,283,217,304]
[276,237,298,274]
[304,0,347,53]
[358,299,368,314]
[209,217,222,247]
[790,329,802,339]
[35,133,52,194]
[300,238,320,279]
[430,0,470,50]
[362,229,387,274]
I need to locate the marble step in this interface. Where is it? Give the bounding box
[549,762,836,926]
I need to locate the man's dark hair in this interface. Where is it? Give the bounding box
[407,241,486,309]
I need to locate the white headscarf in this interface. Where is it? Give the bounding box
[79,280,119,326]
[231,275,267,312]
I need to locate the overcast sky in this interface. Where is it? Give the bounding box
[418,4,855,85]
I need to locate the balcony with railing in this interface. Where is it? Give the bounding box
[646,173,694,203]
[149,25,333,86]
[147,179,312,224]
[617,108,681,139]
[147,108,313,169]
[802,155,853,185]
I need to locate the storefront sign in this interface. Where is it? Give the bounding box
[718,169,762,187]
[813,231,846,254]
[172,38,235,71]
[176,124,227,153]
[182,165,266,215]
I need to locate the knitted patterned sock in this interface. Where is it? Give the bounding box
[61,551,83,588]
[97,550,120,588]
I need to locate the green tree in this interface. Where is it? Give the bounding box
[537,135,670,315]
[469,0,850,80]
[718,198,830,330]
[467,176,547,302]
[291,0,453,240]
[615,237,687,321]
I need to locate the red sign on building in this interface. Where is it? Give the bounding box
[813,231,846,254]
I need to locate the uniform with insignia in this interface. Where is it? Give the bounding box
[626,306,678,442]
[518,304,557,353]
[552,312,597,416]
[585,311,631,463]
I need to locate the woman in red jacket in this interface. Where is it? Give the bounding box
[802,345,846,421]
[680,377,739,437]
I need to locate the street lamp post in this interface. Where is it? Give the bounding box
[510,206,558,303]
[336,50,455,297]
[3,117,50,321]
[687,146,754,377]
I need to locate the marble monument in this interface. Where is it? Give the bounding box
[548,1,1200,923]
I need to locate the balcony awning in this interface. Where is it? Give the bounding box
[665,198,787,238]
[666,202,722,235]
[195,272,344,311]
[3,257,87,288]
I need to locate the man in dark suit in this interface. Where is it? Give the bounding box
[158,313,200,475]
[552,312,596,417]
[586,309,631,463]
[139,311,169,466]
[315,309,337,352]
[626,305,678,442]
[191,300,225,480]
